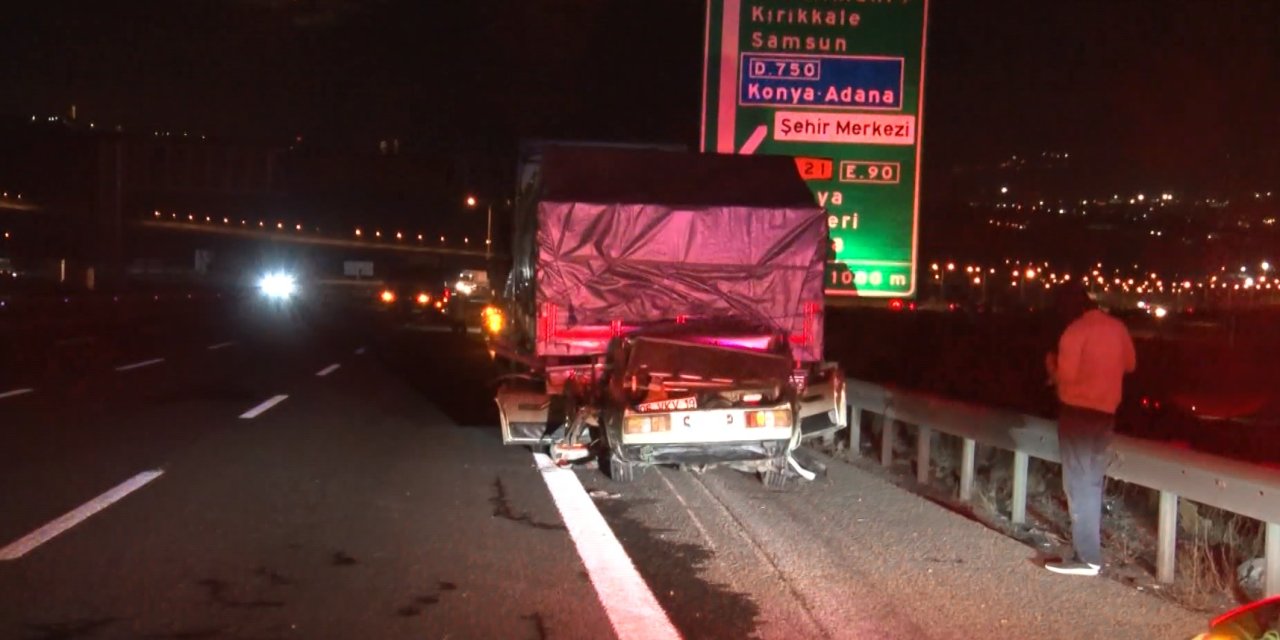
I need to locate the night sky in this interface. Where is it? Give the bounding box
[2,0,1277,194]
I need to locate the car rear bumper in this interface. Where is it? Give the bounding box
[618,440,787,466]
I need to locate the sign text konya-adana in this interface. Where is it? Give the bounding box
[701,0,928,297]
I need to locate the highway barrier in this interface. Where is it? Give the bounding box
[844,378,1280,597]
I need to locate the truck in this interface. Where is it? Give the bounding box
[490,145,846,486]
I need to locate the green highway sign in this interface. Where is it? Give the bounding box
[701,0,928,297]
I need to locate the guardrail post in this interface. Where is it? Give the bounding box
[880,416,895,468]
[848,405,861,455]
[1011,451,1029,525]
[1267,521,1280,597]
[1157,490,1178,584]
[959,438,976,502]
[915,426,931,485]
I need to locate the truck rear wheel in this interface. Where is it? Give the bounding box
[606,455,636,483]
[762,464,789,490]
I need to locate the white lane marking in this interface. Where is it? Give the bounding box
[239,394,289,419]
[655,469,716,553]
[207,341,235,350]
[354,346,366,355]
[315,364,341,377]
[114,358,165,372]
[0,388,35,400]
[0,470,164,561]
[533,453,681,640]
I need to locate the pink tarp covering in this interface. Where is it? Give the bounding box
[536,200,825,362]
[510,147,827,363]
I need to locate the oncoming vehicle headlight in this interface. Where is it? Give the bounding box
[481,305,504,334]
[623,413,672,434]
[258,272,297,300]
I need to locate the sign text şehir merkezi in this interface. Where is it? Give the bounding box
[702,0,928,298]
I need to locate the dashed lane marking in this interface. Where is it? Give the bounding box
[0,388,34,400]
[239,394,289,419]
[0,470,164,561]
[114,358,165,372]
[533,453,681,640]
[316,364,341,377]
[207,341,235,350]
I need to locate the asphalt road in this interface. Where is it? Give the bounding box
[0,294,1207,639]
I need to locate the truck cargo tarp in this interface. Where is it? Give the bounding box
[518,147,826,363]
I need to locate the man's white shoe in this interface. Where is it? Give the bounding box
[1045,560,1101,576]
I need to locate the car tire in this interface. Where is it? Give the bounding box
[762,468,788,490]
[606,456,636,483]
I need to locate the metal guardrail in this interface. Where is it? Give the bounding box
[136,219,498,258]
[844,378,1280,597]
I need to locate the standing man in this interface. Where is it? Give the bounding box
[1044,286,1136,576]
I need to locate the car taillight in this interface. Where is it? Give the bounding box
[380,290,396,303]
[623,414,672,434]
[745,409,792,428]
[416,293,430,305]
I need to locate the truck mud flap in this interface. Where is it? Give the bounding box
[797,369,847,440]
[495,386,564,445]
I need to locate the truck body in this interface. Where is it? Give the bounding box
[493,146,845,484]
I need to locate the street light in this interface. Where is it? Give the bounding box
[465,194,492,258]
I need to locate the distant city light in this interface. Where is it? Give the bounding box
[355,228,362,237]
[1262,261,1271,272]
[1000,186,1008,194]
[1025,268,1036,280]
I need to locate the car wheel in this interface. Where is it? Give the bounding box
[762,468,788,490]
[606,455,636,483]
